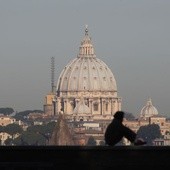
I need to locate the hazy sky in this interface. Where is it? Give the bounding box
[0,0,170,117]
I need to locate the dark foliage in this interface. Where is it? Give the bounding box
[13,110,43,120]
[86,136,96,146]
[0,108,14,115]
[137,124,162,145]
[124,112,136,120]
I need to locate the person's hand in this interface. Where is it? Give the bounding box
[134,138,147,146]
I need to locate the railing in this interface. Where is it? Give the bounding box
[0,146,170,169]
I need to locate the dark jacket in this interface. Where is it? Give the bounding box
[104,118,136,146]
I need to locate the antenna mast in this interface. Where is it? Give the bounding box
[51,57,56,93]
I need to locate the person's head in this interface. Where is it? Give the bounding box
[113,111,124,122]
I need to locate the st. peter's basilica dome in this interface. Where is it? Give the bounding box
[44,26,121,120]
[56,26,117,94]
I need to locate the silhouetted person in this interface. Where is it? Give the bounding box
[104,111,146,146]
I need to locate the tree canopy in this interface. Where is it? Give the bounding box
[0,108,14,115]
[137,124,162,145]
[86,136,96,146]
[13,110,43,121]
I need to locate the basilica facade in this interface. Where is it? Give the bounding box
[44,26,122,121]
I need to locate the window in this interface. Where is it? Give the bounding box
[94,103,98,111]
[106,103,108,111]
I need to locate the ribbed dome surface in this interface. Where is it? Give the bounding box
[57,26,117,93]
[140,98,158,118]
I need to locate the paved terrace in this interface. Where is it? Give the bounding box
[0,146,170,169]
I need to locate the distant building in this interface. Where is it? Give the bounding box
[0,132,11,145]
[0,115,16,126]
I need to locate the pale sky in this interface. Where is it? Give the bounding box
[0,0,170,117]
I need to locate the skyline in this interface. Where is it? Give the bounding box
[0,0,170,117]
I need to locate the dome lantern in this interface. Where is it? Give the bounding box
[78,25,96,57]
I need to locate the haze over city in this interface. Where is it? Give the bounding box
[0,0,170,117]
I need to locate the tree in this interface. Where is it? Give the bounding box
[4,124,23,138]
[27,121,56,137]
[0,108,14,115]
[44,121,56,134]
[13,110,43,121]
[86,136,96,146]
[124,112,135,120]
[13,131,46,145]
[137,124,162,145]
[4,138,13,146]
[27,125,44,133]
[0,126,4,132]
[99,140,105,146]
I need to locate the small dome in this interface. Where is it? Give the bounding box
[140,98,158,119]
[73,97,91,115]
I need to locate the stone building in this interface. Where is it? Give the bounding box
[0,115,16,126]
[44,26,122,121]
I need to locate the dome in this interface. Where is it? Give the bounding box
[140,98,158,119]
[48,26,122,119]
[56,26,117,94]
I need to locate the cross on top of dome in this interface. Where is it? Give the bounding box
[85,24,88,36]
